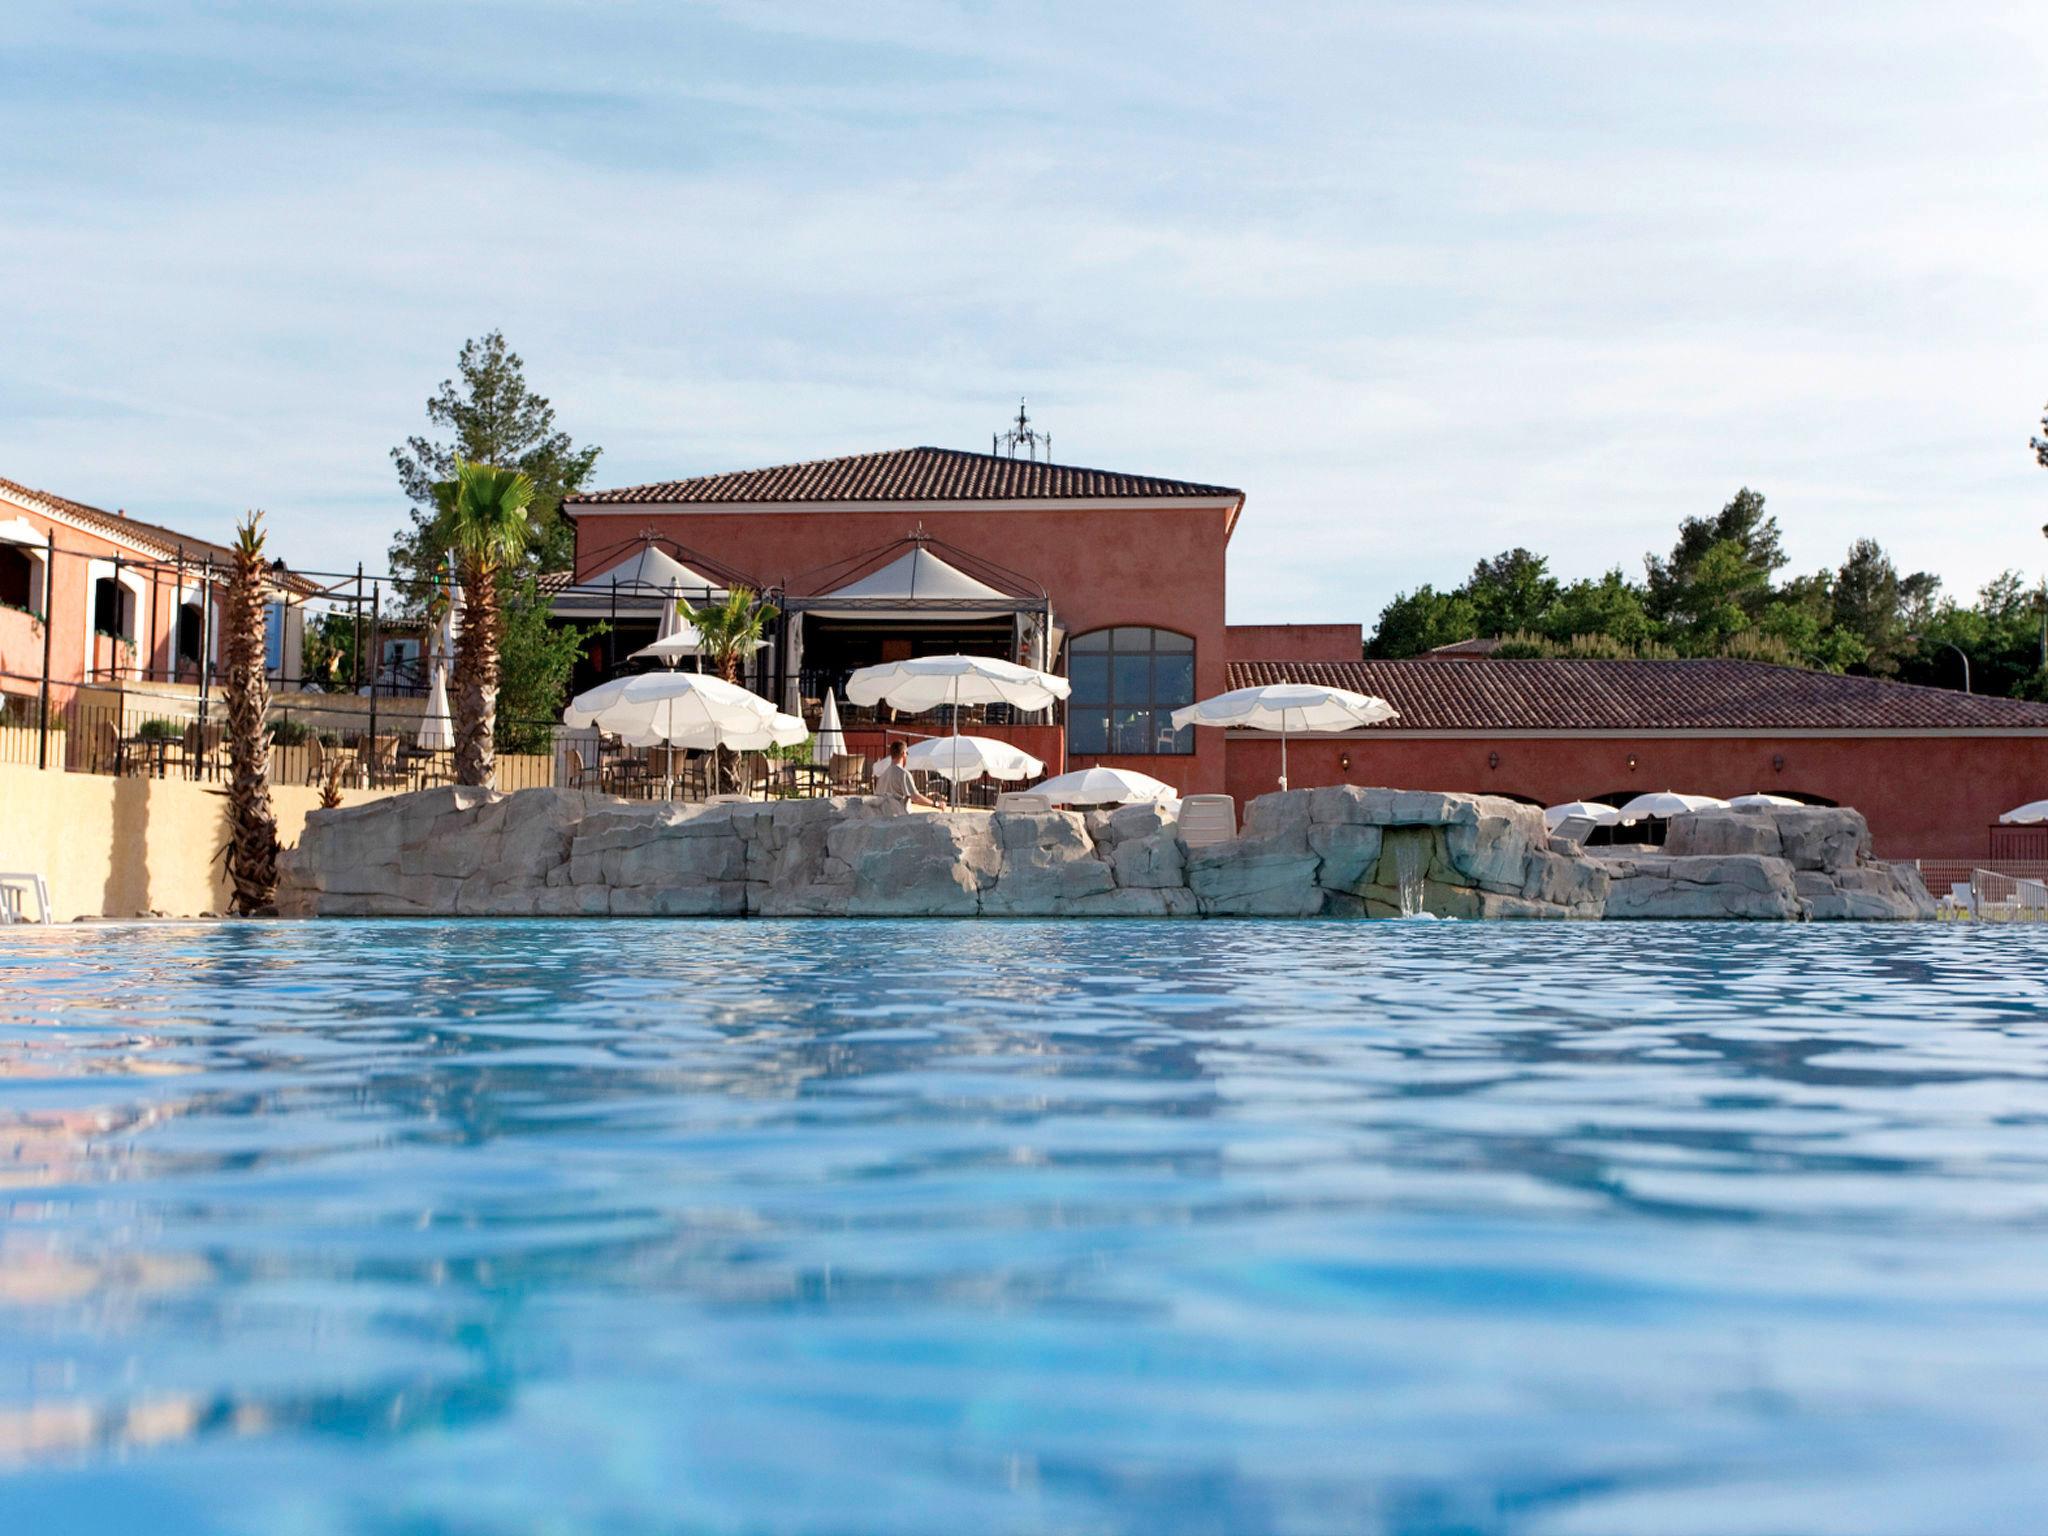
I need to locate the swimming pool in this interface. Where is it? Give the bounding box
[4,919,2048,1534]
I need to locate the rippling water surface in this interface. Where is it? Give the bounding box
[5,919,2048,1534]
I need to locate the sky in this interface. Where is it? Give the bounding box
[3,1,2045,625]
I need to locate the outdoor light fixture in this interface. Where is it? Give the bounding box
[1488,751,1500,769]
[1773,754,1786,773]
[1338,752,1351,771]
[1627,754,1638,771]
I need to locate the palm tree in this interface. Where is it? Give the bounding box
[681,587,771,789]
[680,586,770,684]
[435,459,536,788]
[222,513,280,914]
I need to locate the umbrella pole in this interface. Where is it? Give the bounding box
[950,675,960,808]
[1280,718,1289,791]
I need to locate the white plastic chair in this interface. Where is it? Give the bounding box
[1176,795,1236,849]
[994,793,1051,814]
[0,872,53,924]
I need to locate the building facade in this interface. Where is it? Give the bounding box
[564,445,2048,860]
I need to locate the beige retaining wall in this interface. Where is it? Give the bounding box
[0,762,392,920]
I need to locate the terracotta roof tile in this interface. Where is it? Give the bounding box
[566,446,1242,507]
[1224,657,2048,732]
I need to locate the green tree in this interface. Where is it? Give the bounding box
[1537,569,1654,650]
[1646,486,1785,630]
[1661,538,1772,655]
[435,460,537,788]
[390,331,601,596]
[496,576,601,756]
[1464,548,1558,638]
[1366,584,1479,657]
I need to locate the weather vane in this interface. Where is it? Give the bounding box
[993,398,1051,462]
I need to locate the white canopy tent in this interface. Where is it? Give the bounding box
[804,546,1015,621]
[549,543,728,621]
[1171,683,1398,791]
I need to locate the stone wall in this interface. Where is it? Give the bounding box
[276,786,1933,921]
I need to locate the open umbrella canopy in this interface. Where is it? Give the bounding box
[1171,683,1397,790]
[1543,800,1620,830]
[619,711,806,752]
[1028,766,1179,806]
[1616,791,1729,823]
[843,654,1070,713]
[564,671,779,742]
[1999,799,2048,824]
[631,595,702,665]
[810,690,845,767]
[904,734,1044,784]
[1727,792,1805,810]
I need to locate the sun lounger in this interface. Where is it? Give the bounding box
[1176,794,1235,848]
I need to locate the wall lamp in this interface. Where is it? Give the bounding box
[1338,752,1351,772]
[1487,751,1500,770]
[1627,754,1638,772]
[1772,754,1786,774]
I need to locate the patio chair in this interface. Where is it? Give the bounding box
[1176,794,1236,849]
[303,733,331,786]
[185,722,224,782]
[828,753,867,794]
[994,793,1051,814]
[90,718,137,776]
[563,746,602,791]
[0,871,53,924]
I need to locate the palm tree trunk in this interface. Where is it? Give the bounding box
[223,518,279,914]
[452,558,501,788]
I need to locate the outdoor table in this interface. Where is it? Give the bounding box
[782,762,830,796]
[122,734,175,778]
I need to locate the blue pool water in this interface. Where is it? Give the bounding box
[4,920,2048,1535]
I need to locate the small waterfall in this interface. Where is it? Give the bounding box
[1391,828,1432,918]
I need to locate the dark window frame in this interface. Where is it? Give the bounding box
[1066,626,1197,757]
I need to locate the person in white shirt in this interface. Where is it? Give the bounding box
[872,740,943,813]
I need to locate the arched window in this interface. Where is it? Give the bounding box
[94,577,132,639]
[1067,627,1195,756]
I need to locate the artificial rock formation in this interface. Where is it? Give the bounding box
[276,786,1930,921]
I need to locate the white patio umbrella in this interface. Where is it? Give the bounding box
[1171,683,1398,790]
[1727,792,1804,810]
[1999,799,2048,824]
[811,690,845,767]
[845,653,1070,784]
[1615,790,1729,824]
[1543,800,1620,831]
[564,672,780,797]
[1029,766,1179,807]
[904,734,1044,784]
[416,578,459,752]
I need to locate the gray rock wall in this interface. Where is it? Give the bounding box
[276,786,1931,921]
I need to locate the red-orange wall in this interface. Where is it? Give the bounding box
[1224,732,2048,861]
[1225,623,1361,661]
[576,504,1235,794]
[0,497,226,704]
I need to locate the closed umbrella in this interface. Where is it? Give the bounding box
[1543,800,1620,831]
[904,734,1044,784]
[564,672,780,798]
[631,587,701,667]
[1171,683,1397,790]
[811,690,845,767]
[1615,790,1729,824]
[1028,766,1179,807]
[846,653,1070,788]
[416,579,459,753]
